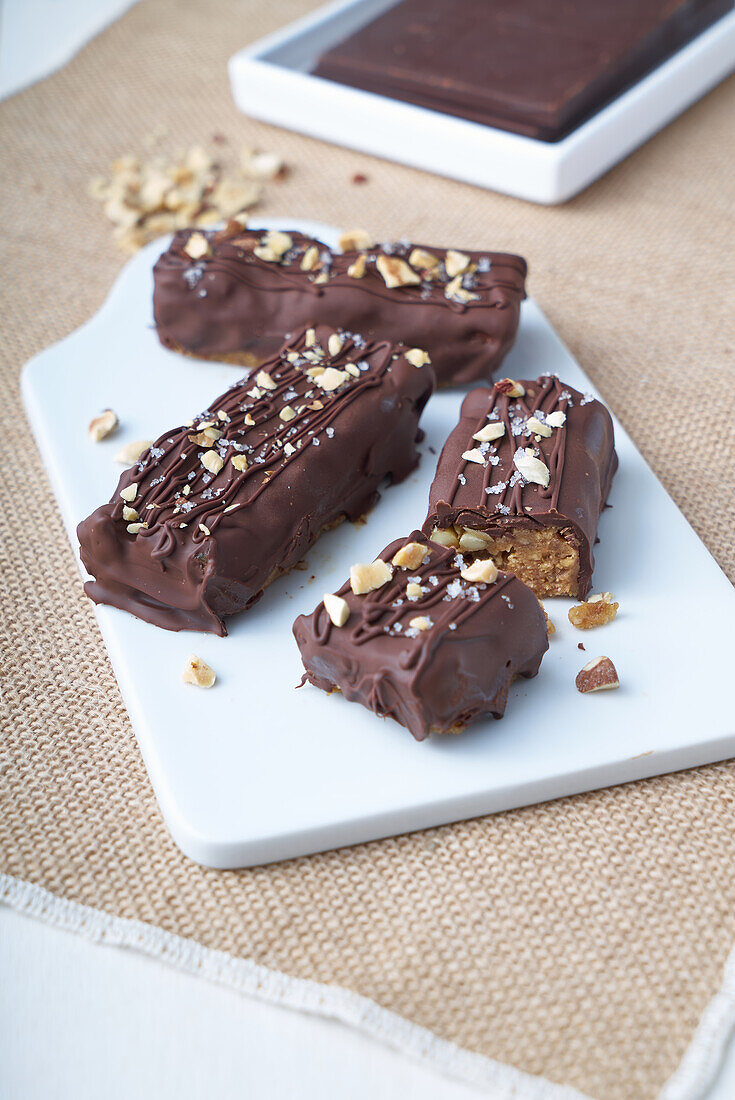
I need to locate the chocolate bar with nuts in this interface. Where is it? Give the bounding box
[153,226,527,387]
[78,326,435,635]
[293,530,549,740]
[423,376,617,598]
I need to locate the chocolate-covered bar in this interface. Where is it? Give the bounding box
[78,326,435,635]
[313,0,731,141]
[293,530,548,740]
[153,225,526,387]
[423,376,617,598]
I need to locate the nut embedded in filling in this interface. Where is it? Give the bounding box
[431,524,581,598]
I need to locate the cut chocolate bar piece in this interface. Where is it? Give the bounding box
[423,376,617,598]
[293,531,549,740]
[153,226,526,387]
[78,326,434,635]
[313,0,731,141]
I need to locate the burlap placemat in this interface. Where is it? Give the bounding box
[2,3,734,1097]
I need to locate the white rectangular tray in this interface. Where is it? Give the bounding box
[228,0,735,204]
[22,217,735,868]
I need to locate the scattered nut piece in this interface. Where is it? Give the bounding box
[408,616,432,632]
[444,275,478,303]
[120,483,138,502]
[314,367,349,392]
[182,654,216,689]
[350,559,393,595]
[231,454,248,472]
[430,526,459,548]
[305,328,317,347]
[575,656,619,694]
[513,447,550,488]
[460,559,499,584]
[184,232,211,260]
[323,592,350,627]
[201,450,224,475]
[376,255,421,289]
[347,254,367,278]
[392,542,426,570]
[568,593,619,630]
[88,409,118,442]
[458,529,492,552]
[126,521,147,534]
[495,378,525,398]
[546,410,567,428]
[199,523,211,536]
[526,416,552,438]
[241,150,285,181]
[408,248,439,271]
[279,405,296,422]
[473,422,505,443]
[445,249,470,277]
[114,439,152,465]
[404,348,431,368]
[255,369,277,390]
[338,228,373,251]
[300,245,320,271]
[122,505,139,522]
[406,582,423,600]
[263,230,292,257]
[327,333,344,357]
[462,448,486,465]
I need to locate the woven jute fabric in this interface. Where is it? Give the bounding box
[1,3,734,1097]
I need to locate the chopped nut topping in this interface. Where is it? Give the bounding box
[122,505,139,522]
[327,333,344,356]
[392,541,426,569]
[199,523,211,536]
[462,448,486,465]
[430,526,459,548]
[184,232,211,260]
[201,450,224,475]
[575,656,619,694]
[350,559,393,595]
[255,369,277,390]
[495,378,525,398]
[300,245,320,271]
[445,275,478,303]
[376,255,421,289]
[305,328,317,347]
[314,367,349,392]
[240,149,285,181]
[347,254,367,278]
[284,442,297,457]
[243,413,255,427]
[473,422,505,443]
[445,249,470,277]
[114,439,152,465]
[338,228,373,251]
[262,229,292,257]
[526,416,552,438]
[231,454,248,472]
[126,521,147,534]
[120,483,138,502]
[182,654,216,689]
[568,593,619,630]
[88,408,118,442]
[323,592,350,627]
[458,529,492,552]
[404,348,431,368]
[408,616,432,632]
[406,582,423,600]
[189,427,223,446]
[546,410,567,428]
[513,447,550,488]
[279,405,296,422]
[408,248,439,271]
[461,559,499,584]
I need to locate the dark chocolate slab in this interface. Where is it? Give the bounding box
[423,376,618,597]
[293,530,548,740]
[153,226,526,387]
[313,0,731,141]
[78,326,434,635]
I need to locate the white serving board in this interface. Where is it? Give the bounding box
[228,0,735,204]
[22,217,735,869]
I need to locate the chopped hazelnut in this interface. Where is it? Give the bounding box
[231,454,248,472]
[404,348,431,368]
[314,367,349,392]
[546,410,566,428]
[182,654,216,689]
[201,450,224,475]
[88,409,119,442]
[392,541,426,569]
[445,275,478,303]
[305,327,317,347]
[126,521,147,534]
[347,254,367,278]
[323,592,350,627]
[184,232,211,260]
[327,333,344,357]
[350,559,393,595]
[495,378,525,398]
[122,505,139,522]
[300,245,320,271]
[568,593,619,630]
[461,448,486,465]
[406,582,423,600]
[408,616,432,632]
[338,228,373,251]
[279,406,296,422]
[513,448,550,488]
[575,656,619,694]
[198,523,211,536]
[255,369,277,390]
[120,483,138,503]
[430,526,459,548]
[376,255,421,289]
[445,249,470,277]
[526,416,552,438]
[408,248,439,271]
[473,422,505,443]
[114,440,152,465]
[460,559,499,584]
[458,529,492,552]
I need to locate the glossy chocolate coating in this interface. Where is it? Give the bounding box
[313,0,731,141]
[153,227,526,387]
[423,377,618,597]
[78,326,435,635]
[293,531,548,740]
